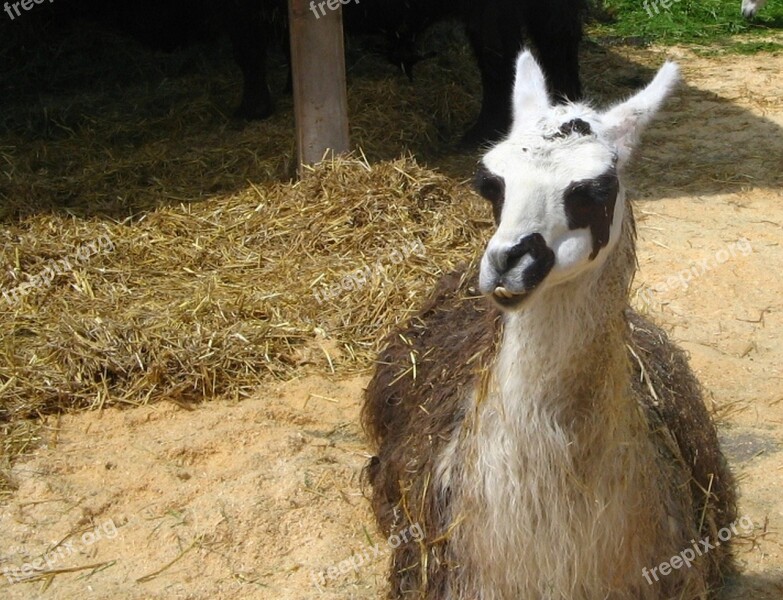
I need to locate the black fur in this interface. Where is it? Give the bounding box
[474,164,506,224]
[52,0,586,145]
[563,167,620,259]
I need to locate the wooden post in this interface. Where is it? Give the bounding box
[288,0,351,171]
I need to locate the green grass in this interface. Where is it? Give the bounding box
[593,0,783,49]
[728,39,783,53]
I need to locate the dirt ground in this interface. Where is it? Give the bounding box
[1,48,782,599]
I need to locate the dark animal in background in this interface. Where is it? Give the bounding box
[304,0,587,144]
[69,1,287,121]
[101,0,585,145]
[454,0,585,143]
[8,0,585,146]
[121,1,289,122]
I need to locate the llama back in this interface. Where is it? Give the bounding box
[363,267,738,598]
[628,310,738,589]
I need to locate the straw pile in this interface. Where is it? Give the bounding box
[0,153,490,489]
[0,10,676,492]
[0,15,494,491]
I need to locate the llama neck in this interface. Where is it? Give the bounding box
[493,218,636,427]
[440,214,667,599]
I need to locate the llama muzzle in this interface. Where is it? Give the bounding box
[479,232,555,307]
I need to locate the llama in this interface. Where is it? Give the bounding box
[362,51,737,599]
[742,0,768,18]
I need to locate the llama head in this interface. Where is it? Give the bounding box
[476,50,679,310]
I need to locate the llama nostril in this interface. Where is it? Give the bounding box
[488,248,510,275]
[510,233,549,260]
[496,233,549,275]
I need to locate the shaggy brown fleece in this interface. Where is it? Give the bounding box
[362,265,737,599]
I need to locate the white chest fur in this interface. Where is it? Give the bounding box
[433,310,697,600]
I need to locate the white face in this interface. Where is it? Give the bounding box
[477,51,680,310]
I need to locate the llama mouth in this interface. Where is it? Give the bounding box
[491,286,530,307]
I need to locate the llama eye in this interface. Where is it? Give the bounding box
[565,186,607,211]
[474,168,505,203]
[563,169,620,259]
[563,172,619,210]
[474,167,506,224]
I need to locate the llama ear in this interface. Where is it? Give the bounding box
[602,62,680,164]
[512,50,551,125]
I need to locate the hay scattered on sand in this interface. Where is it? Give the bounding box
[3,12,773,495]
[0,156,490,484]
[0,18,489,490]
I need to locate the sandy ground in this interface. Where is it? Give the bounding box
[1,49,782,599]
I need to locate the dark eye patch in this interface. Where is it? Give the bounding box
[563,168,620,260]
[474,164,506,224]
